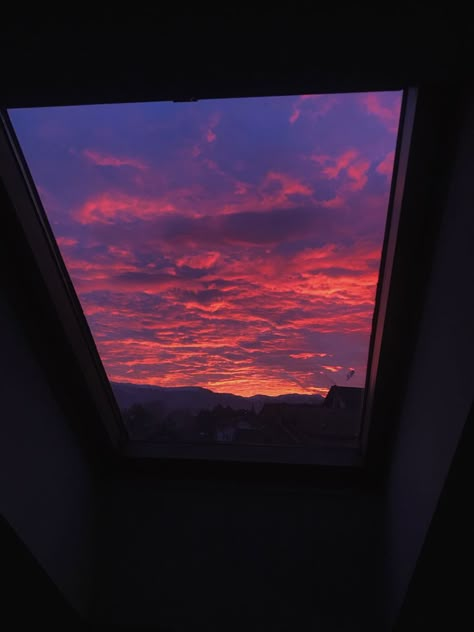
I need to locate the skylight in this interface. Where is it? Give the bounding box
[9,91,402,448]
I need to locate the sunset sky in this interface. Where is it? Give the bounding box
[10,91,402,397]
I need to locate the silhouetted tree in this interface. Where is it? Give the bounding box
[122,403,153,439]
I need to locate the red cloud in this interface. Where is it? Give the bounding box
[315,150,371,200]
[58,223,381,396]
[75,193,172,224]
[65,194,384,401]
[82,149,148,170]
[74,190,206,224]
[17,92,402,397]
[74,166,315,227]
[176,251,220,269]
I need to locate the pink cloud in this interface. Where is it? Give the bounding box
[309,153,331,166]
[313,150,371,201]
[289,109,301,125]
[289,94,337,125]
[206,129,217,143]
[190,144,202,158]
[217,171,314,216]
[346,159,370,191]
[234,181,249,195]
[376,151,395,178]
[75,192,174,224]
[107,245,134,258]
[82,149,148,170]
[321,149,359,179]
[320,365,343,373]
[56,236,78,247]
[263,171,313,197]
[205,112,220,143]
[361,94,400,132]
[321,195,345,209]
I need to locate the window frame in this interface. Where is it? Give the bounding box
[0,88,415,468]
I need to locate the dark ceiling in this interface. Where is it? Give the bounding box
[1,12,472,107]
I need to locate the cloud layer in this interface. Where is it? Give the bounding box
[11,91,401,396]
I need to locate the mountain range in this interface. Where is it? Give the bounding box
[111,381,324,414]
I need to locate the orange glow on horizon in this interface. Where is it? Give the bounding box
[110,375,330,399]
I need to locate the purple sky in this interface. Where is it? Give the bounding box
[10,91,401,396]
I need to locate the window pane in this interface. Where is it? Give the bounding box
[10,91,402,447]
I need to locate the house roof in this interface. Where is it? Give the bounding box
[323,386,364,411]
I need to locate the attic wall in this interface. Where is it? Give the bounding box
[384,91,474,628]
[0,292,96,617]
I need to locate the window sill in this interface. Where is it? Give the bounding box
[121,438,363,467]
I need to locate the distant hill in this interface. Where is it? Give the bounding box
[111,381,324,414]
